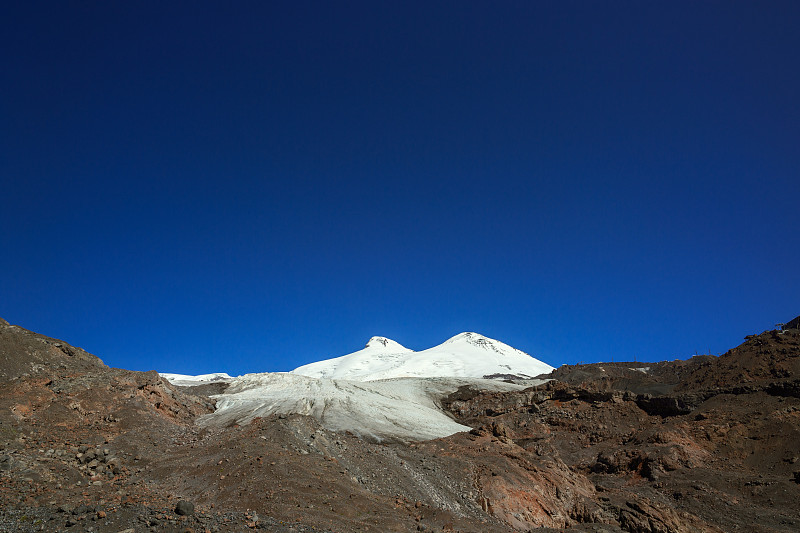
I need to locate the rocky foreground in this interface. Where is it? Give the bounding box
[1,317,799,532]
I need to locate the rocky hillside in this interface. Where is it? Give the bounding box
[0,318,105,381]
[1,317,799,532]
[442,326,800,531]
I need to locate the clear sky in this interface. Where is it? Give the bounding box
[2,2,798,376]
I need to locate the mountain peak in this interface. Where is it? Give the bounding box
[364,336,409,351]
[444,332,485,343]
[443,332,499,349]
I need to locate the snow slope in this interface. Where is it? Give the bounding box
[291,332,554,381]
[159,372,234,387]
[201,373,535,442]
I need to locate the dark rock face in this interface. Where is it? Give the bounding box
[1,318,799,532]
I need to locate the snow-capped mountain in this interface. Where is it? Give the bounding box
[291,332,554,381]
[165,333,555,441]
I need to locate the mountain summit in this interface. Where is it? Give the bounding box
[364,336,411,351]
[291,332,554,381]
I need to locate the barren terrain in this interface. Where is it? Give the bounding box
[1,316,799,532]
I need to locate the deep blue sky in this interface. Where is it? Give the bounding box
[2,2,798,375]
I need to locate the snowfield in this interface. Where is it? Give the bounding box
[159,372,234,387]
[167,332,555,441]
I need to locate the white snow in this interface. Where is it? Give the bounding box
[291,332,554,381]
[201,373,538,442]
[159,372,234,387]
